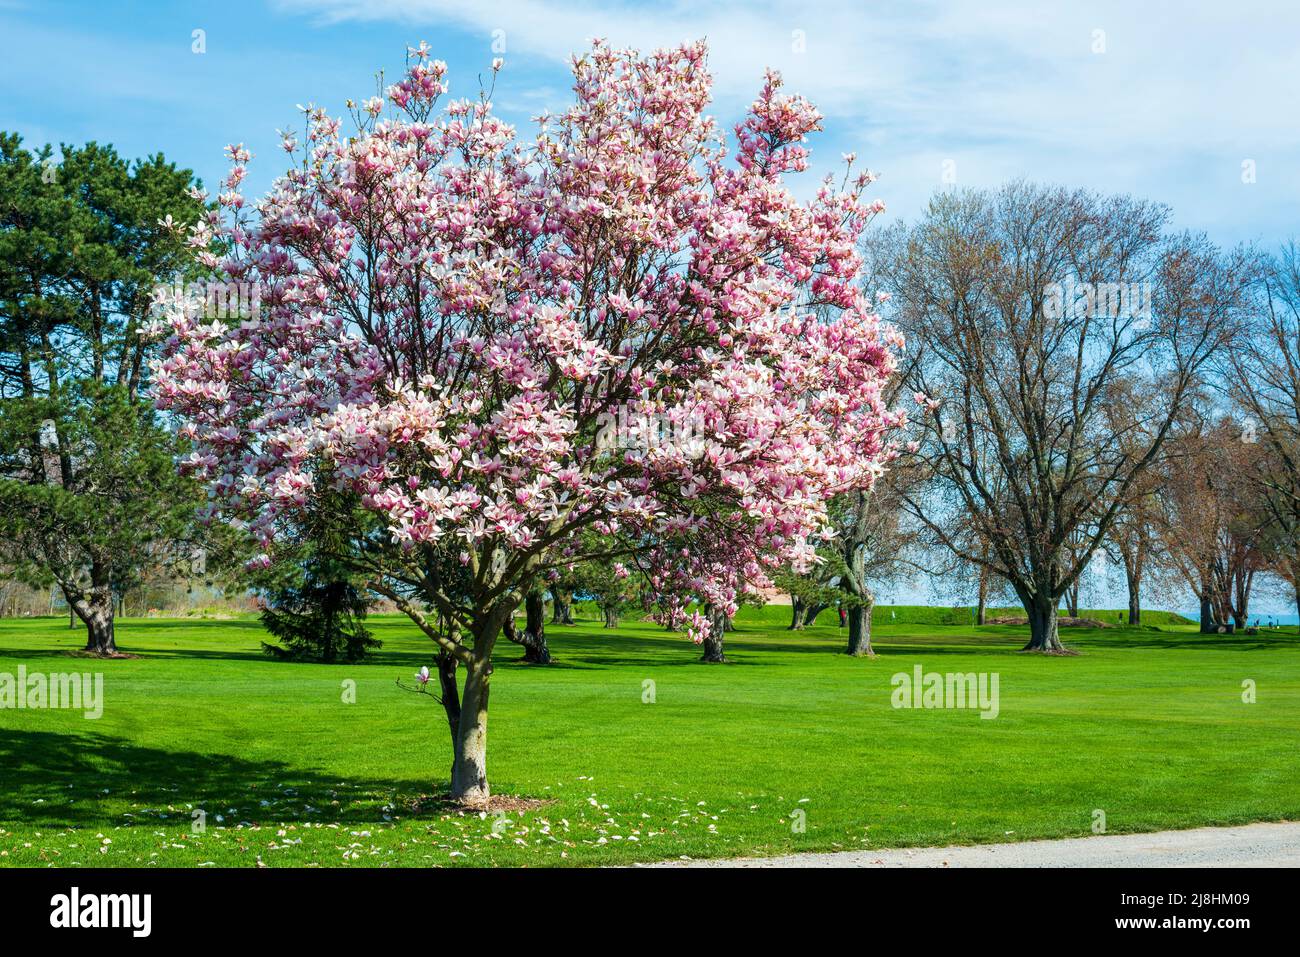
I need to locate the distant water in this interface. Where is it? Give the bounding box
[1181,611,1300,626]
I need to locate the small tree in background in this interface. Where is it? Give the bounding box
[1107,465,1168,626]
[775,558,841,630]
[1157,417,1271,631]
[259,486,380,663]
[838,471,922,657]
[1228,243,1300,622]
[548,571,578,625]
[571,551,644,629]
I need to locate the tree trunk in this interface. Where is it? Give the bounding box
[699,633,725,662]
[976,569,988,625]
[1231,569,1252,629]
[68,581,117,655]
[1215,597,1232,628]
[504,592,551,663]
[436,649,461,739]
[522,591,550,663]
[789,601,825,630]
[449,661,490,803]
[602,606,619,628]
[550,588,574,625]
[1021,596,1065,653]
[1065,582,1079,619]
[699,606,726,662]
[1125,560,1141,625]
[788,596,805,630]
[1199,593,1215,634]
[846,599,875,657]
[82,605,117,655]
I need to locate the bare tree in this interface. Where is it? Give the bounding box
[905,483,1015,624]
[1101,379,1179,625]
[1228,243,1300,620]
[880,183,1248,652]
[1108,477,1167,626]
[838,458,925,656]
[1157,418,1270,630]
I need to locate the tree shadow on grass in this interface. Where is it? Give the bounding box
[509,626,1034,665]
[111,619,265,630]
[538,629,786,667]
[0,729,429,829]
[0,644,272,665]
[728,630,1032,657]
[0,646,108,663]
[1067,631,1300,652]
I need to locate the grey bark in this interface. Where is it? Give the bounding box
[504,591,551,663]
[1021,589,1064,653]
[66,572,117,655]
[846,599,875,657]
[550,588,574,625]
[699,605,727,662]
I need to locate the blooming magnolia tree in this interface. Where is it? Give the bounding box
[154,40,902,802]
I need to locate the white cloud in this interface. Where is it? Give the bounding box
[277,0,1300,145]
[276,0,1300,244]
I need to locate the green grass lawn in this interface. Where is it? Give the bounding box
[1,610,1297,867]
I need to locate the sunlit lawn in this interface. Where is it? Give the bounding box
[1,609,1297,867]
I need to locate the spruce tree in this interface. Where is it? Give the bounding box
[260,488,379,663]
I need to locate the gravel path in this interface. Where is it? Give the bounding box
[644,821,1300,867]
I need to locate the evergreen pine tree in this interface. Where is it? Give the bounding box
[260,488,379,663]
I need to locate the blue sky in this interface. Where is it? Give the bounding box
[2,0,1298,250]
[4,0,1299,611]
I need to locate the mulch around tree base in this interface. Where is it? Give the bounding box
[406,794,556,815]
[60,649,143,659]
